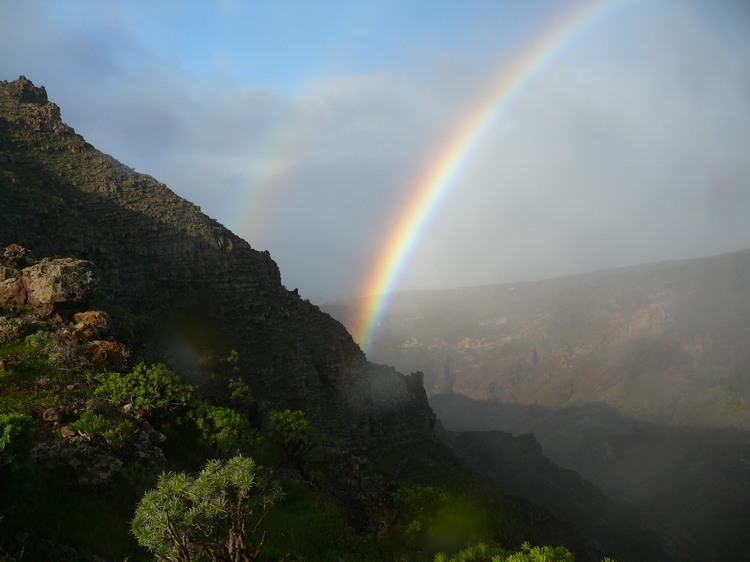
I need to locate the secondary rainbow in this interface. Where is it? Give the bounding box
[352,0,616,351]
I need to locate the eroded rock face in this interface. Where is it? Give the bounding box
[0,277,25,307]
[31,441,123,490]
[125,423,167,473]
[0,266,19,281]
[21,258,96,317]
[0,266,24,306]
[5,75,48,105]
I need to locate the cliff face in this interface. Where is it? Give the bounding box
[0,76,435,443]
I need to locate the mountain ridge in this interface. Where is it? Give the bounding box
[0,75,440,447]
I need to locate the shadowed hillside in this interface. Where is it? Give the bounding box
[0,75,438,447]
[324,250,750,560]
[432,395,750,562]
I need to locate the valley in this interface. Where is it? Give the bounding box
[325,250,750,560]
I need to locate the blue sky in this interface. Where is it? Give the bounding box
[2,0,749,299]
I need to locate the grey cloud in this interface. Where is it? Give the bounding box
[396,13,750,291]
[1,0,748,299]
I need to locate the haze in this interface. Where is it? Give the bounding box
[1,0,749,299]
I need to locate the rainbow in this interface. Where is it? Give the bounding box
[229,104,304,242]
[351,0,617,352]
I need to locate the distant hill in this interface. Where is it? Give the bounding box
[323,250,750,560]
[327,250,750,428]
[0,75,437,446]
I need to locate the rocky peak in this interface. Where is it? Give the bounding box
[1,75,48,105]
[1,76,69,135]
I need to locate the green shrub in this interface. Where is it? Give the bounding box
[24,331,86,373]
[95,362,192,421]
[262,481,375,562]
[67,411,137,450]
[196,350,255,414]
[393,484,449,543]
[0,413,37,468]
[131,455,282,562]
[0,336,58,382]
[505,543,575,562]
[434,542,506,562]
[262,409,317,472]
[435,542,617,562]
[68,410,111,441]
[188,400,255,458]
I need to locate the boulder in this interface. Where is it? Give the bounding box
[70,310,110,339]
[0,277,26,308]
[21,258,96,317]
[31,441,123,489]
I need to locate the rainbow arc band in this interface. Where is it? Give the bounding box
[351,0,616,352]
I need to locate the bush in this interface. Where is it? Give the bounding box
[392,484,449,544]
[95,362,192,421]
[0,413,37,468]
[24,331,87,373]
[68,409,111,441]
[131,455,282,562]
[188,400,255,457]
[262,409,317,472]
[435,542,617,562]
[1,244,28,268]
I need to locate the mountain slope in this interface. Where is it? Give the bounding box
[438,427,669,562]
[0,76,437,447]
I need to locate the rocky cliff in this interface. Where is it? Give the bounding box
[0,76,435,446]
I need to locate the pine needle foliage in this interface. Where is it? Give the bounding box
[131,455,282,562]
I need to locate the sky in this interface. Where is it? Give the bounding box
[1,0,749,300]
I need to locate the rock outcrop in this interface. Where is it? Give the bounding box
[31,441,124,490]
[23,258,96,316]
[0,250,96,318]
